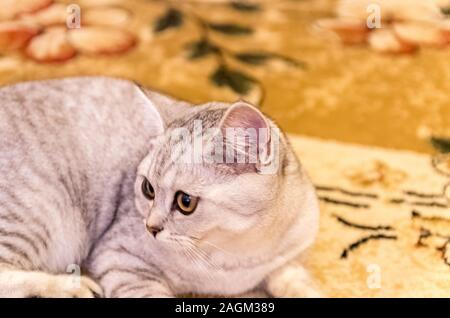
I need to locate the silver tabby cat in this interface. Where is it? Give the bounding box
[0,77,320,297]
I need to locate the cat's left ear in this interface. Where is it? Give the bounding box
[219,101,272,170]
[134,82,166,136]
[220,101,270,143]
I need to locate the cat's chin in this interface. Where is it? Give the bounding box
[156,247,276,296]
[174,269,268,296]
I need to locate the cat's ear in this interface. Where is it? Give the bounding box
[134,81,191,125]
[219,101,272,171]
[134,82,166,135]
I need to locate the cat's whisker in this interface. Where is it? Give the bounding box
[173,235,223,271]
[169,235,216,271]
[181,244,218,282]
[187,242,224,272]
[188,235,237,258]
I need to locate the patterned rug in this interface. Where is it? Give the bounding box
[292,135,450,297]
[0,0,450,297]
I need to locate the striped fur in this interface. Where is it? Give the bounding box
[0,77,320,298]
[0,77,164,297]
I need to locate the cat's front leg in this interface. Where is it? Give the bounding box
[0,265,102,298]
[94,265,174,298]
[105,279,174,298]
[88,243,174,298]
[264,262,323,298]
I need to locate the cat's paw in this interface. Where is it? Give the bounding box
[28,274,103,298]
[265,265,323,298]
[0,270,103,298]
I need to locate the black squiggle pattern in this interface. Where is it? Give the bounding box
[437,239,450,266]
[416,227,432,247]
[318,196,370,209]
[340,234,397,259]
[389,198,448,209]
[315,185,378,199]
[432,155,450,178]
[411,210,450,223]
[414,225,450,266]
[333,214,394,231]
[404,190,442,199]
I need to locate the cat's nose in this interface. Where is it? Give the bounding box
[146,224,163,237]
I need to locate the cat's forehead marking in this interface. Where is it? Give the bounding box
[149,105,248,190]
[153,140,178,178]
[156,106,226,168]
[158,166,178,190]
[168,107,226,132]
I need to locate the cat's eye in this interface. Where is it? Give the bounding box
[141,178,155,200]
[175,191,199,215]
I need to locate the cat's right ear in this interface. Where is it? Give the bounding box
[134,82,166,136]
[134,81,192,128]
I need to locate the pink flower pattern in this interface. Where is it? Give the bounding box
[317,0,450,53]
[0,0,137,62]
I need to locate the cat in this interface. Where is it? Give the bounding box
[0,76,320,297]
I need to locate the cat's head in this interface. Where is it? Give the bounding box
[134,100,318,292]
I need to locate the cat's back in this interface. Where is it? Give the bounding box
[0,76,153,133]
[0,77,163,178]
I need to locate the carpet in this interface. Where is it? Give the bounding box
[292,135,450,297]
[0,0,449,297]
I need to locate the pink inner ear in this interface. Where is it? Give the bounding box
[217,103,271,169]
[220,103,270,161]
[221,104,268,132]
